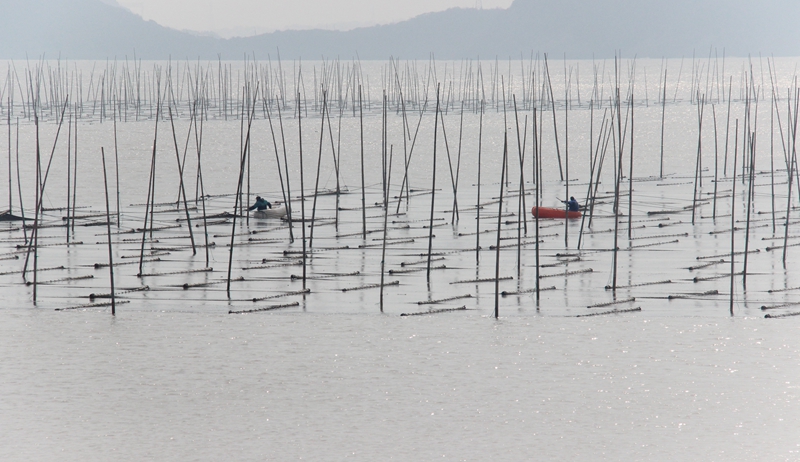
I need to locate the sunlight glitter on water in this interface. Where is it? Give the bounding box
[1,312,798,460]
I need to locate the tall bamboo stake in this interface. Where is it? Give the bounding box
[742,128,756,287]
[494,133,508,319]
[275,96,294,241]
[770,91,776,233]
[564,67,570,247]
[30,93,40,303]
[452,101,465,223]
[138,83,160,276]
[426,85,440,283]
[194,98,210,267]
[711,103,720,219]
[71,104,78,232]
[543,55,564,180]
[611,68,623,291]
[395,96,429,213]
[723,77,732,176]
[476,99,483,264]
[579,105,607,250]
[379,145,393,313]
[264,97,292,242]
[298,92,307,289]
[533,103,541,302]
[512,96,525,277]
[168,106,196,254]
[15,118,26,244]
[730,119,739,315]
[660,68,667,178]
[783,88,799,267]
[359,85,366,239]
[627,83,634,239]
[226,84,259,297]
[308,88,327,249]
[324,89,342,229]
[6,96,10,213]
[24,97,67,285]
[66,112,71,243]
[691,94,705,225]
[100,147,116,315]
[113,94,121,227]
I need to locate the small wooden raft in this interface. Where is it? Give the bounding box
[341,281,400,292]
[574,307,642,317]
[501,286,556,296]
[417,294,472,305]
[252,289,310,302]
[587,297,635,309]
[229,302,300,314]
[765,311,800,319]
[401,306,468,317]
[56,301,131,311]
[450,276,513,285]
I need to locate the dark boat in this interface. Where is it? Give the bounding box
[0,210,26,222]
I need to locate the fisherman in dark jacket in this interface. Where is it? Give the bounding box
[248,196,272,211]
[564,196,580,212]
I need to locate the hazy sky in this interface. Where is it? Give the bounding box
[113,0,513,37]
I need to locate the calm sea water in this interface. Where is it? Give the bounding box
[2,58,800,460]
[2,312,800,461]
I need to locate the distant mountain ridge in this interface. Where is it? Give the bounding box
[2,0,799,59]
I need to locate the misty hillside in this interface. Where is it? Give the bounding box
[2,0,800,59]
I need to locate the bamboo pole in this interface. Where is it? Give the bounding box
[494,134,508,319]
[543,54,564,180]
[611,63,623,291]
[742,127,756,287]
[308,88,327,249]
[770,91,776,233]
[194,98,210,267]
[627,82,634,239]
[730,119,739,315]
[66,112,71,243]
[723,77,732,176]
[71,103,78,233]
[24,97,68,282]
[324,87,342,229]
[275,95,294,242]
[452,101,464,223]
[264,96,292,242]
[16,118,26,244]
[783,87,799,267]
[226,84,259,297]
[564,64,570,247]
[113,93,121,227]
[512,96,525,277]
[379,145,393,313]
[533,102,541,302]
[359,85,366,239]
[660,68,667,178]
[138,81,160,276]
[6,95,10,213]
[476,100,484,264]
[30,91,40,303]
[168,106,196,254]
[100,147,116,315]
[298,91,307,289]
[691,93,705,225]
[712,104,719,219]
[426,85,440,283]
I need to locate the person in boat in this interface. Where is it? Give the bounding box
[248,196,272,211]
[563,196,580,212]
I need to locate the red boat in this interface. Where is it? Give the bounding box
[531,206,581,219]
